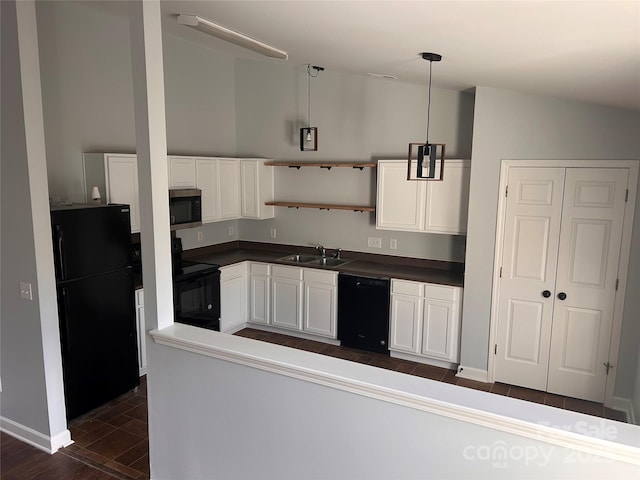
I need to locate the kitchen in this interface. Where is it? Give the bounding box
[3,1,640,478]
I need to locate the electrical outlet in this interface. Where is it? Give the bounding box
[390,239,398,250]
[197,231,204,242]
[20,282,32,300]
[270,228,277,239]
[228,226,234,236]
[367,237,382,248]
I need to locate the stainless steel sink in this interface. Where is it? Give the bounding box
[309,257,352,267]
[277,254,352,268]
[277,254,319,263]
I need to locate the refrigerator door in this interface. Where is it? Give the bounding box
[57,267,139,420]
[51,204,132,282]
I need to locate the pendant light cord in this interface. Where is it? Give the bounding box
[307,64,311,129]
[426,59,432,144]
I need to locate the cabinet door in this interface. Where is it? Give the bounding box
[424,160,471,234]
[240,160,275,219]
[421,298,457,361]
[168,156,196,188]
[389,294,422,353]
[106,154,140,233]
[220,263,247,333]
[240,160,260,218]
[303,282,337,338]
[196,159,220,223]
[135,289,146,376]
[218,159,241,220]
[376,161,425,231]
[249,275,270,324]
[271,276,302,331]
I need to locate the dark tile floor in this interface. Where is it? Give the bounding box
[235,328,628,422]
[1,328,627,479]
[0,376,150,480]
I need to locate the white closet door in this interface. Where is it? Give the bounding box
[494,168,565,390]
[547,168,628,402]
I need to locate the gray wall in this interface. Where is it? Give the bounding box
[37,1,238,204]
[235,59,473,261]
[1,0,66,443]
[461,86,640,400]
[147,341,638,479]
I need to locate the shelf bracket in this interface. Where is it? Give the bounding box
[353,166,365,171]
[320,166,332,170]
[288,166,301,170]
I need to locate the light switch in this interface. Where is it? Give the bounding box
[20,282,32,300]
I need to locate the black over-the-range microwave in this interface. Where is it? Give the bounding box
[169,189,202,230]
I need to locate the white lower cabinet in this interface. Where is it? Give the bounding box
[135,288,146,376]
[220,262,248,333]
[303,269,337,338]
[248,263,337,340]
[270,265,303,331]
[389,279,462,367]
[249,262,270,325]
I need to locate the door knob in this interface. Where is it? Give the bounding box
[542,290,551,298]
[557,292,567,300]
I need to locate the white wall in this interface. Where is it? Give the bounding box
[461,86,640,400]
[234,59,473,261]
[147,339,639,479]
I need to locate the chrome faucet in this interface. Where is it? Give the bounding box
[315,244,326,257]
[332,248,342,259]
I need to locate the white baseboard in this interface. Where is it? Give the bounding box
[390,351,457,370]
[456,365,489,383]
[612,397,636,425]
[0,416,73,453]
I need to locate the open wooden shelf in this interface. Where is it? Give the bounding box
[265,201,375,213]
[264,161,376,170]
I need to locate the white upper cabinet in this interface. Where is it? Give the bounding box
[87,154,273,230]
[377,159,470,235]
[424,160,471,234]
[168,156,274,224]
[168,156,196,188]
[240,159,275,219]
[376,161,425,231]
[84,153,140,233]
[195,158,220,223]
[218,159,241,220]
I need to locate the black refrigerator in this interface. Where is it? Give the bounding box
[51,204,139,420]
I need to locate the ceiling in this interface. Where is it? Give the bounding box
[104,1,640,111]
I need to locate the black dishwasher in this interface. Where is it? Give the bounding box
[338,273,391,354]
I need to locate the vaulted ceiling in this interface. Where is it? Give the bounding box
[99,1,640,111]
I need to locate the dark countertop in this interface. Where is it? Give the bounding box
[183,241,464,287]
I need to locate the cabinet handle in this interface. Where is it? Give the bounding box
[557,292,567,300]
[542,290,551,298]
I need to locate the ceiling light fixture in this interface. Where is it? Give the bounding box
[176,14,288,60]
[407,52,445,181]
[300,65,324,152]
[368,73,398,80]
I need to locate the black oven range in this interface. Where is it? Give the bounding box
[131,236,221,331]
[172,259,221,331]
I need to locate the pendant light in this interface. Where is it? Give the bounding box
[407,53,445,181]
[300,65,323,151]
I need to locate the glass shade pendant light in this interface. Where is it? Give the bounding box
[300,65,323,151]
[407,53,445,181]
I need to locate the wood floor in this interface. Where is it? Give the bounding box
[1,328,627,479]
